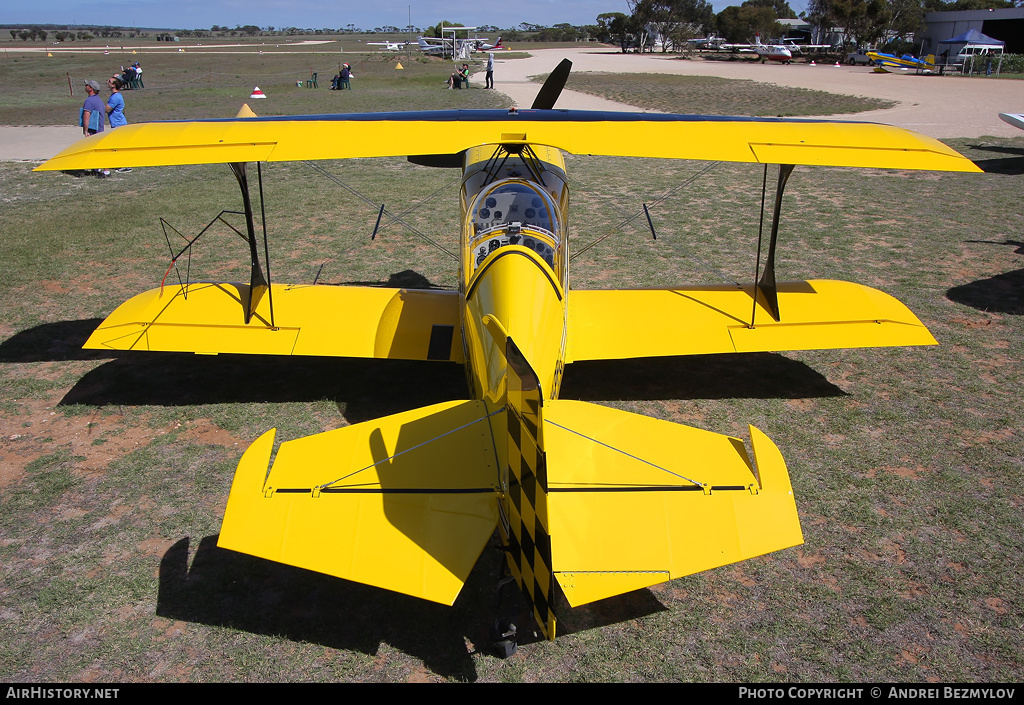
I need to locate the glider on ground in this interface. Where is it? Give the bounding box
[36,60,980,651]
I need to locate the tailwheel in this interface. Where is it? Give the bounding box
[491,617,518,659]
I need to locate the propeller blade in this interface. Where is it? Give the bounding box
[531,59,572,110]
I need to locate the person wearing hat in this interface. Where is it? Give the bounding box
[339,63,351,90]
[80,80,105,136]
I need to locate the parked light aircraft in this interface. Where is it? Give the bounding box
[36,61,979,650]
[778,38,831,55]
[686,35,726,50]
[867,51,936,72]
[723,35,795,63]
[367,40,411,51]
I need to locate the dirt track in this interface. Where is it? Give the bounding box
[483,47,1023,138]
[2,46,1021,162]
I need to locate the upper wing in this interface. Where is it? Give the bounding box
[35,110,980,173]
[567,279,937,362]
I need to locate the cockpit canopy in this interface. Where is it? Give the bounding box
[467,180,562,271]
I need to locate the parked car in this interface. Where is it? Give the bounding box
[846,52,873,65]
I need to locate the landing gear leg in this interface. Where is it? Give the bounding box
[491,574,519,658]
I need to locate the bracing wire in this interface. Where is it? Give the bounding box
[570,161,733,285]
[304,161,458,260]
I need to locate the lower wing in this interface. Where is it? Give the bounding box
[84,282,464,362]
[567,279,936,362]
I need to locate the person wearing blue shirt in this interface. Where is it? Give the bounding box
[105,77,128,128]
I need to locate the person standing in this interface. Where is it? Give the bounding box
[485,53,494,89]
[106,77,127,128]
[106,77,131,173]
[80,79,109,177]
[80,80,105,136]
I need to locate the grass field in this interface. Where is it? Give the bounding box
[0,41,510,125]
[0,45,1022,682]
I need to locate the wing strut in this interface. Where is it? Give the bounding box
[229,162,276,327]
[751,163,794,325]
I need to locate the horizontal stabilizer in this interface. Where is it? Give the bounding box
[568,279,936,362]
[217,400,500,605]
[84,282,463,362]
[543,400,802,606]
[35,110,980,173]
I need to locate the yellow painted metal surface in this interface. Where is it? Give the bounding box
[217,400,500,605]
[83,282,464,362]
[567,279,937,362]
[464,247,566,401]
[36,116,980,173]
[544,401,802,606]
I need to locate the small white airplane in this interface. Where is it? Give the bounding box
[779,38,831,55]
[753,35,794,63]
[724,35,812,63]
[686,35,726,50]
[474,36,504,51]
[367,40,411,51]
[417,36,455,57]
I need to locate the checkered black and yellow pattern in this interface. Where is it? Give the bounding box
[502,337,557,641]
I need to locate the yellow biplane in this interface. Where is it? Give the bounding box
[36,62,980,650]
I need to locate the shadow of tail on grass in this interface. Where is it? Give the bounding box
[158,535,489,679]
[157,536,668,672]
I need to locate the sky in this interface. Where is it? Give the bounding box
[10,0,805,32]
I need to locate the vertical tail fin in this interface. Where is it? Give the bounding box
[500,335,558,640]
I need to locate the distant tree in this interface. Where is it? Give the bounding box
[885,0,925,41]
[831,0,891,47]
[745,0,797,16]
[924,0,1012,7]
[716,3,784,42]
[596,12,630,47]
[626,0,655,51]
[428,21,468,39]
[640,0,715,51]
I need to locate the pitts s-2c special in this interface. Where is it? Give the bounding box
[37,61,980,648]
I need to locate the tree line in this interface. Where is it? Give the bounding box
[6,0,1019,51]
[595,0,1020,53]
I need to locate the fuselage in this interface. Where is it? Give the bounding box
[867,52,935,70]
[457,144,570,407]
[756,45,793,62]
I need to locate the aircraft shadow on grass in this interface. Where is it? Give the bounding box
[155,534,664,677]
[965,144,1024,176]
[947,240,1024,315]
[49,339,846,419]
